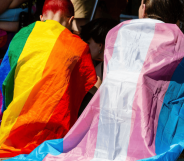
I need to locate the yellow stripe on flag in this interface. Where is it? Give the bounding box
[0,20,65,145]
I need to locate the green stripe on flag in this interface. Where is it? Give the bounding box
[3,22,36,109]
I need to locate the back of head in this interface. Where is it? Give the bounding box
[144,0,184,23]
[42,0,74,17]
[80,18,118,44]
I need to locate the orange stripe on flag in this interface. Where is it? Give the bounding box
[0,20,64,146]
[0,28,96,155]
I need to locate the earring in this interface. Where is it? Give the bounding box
[99,50,101,54]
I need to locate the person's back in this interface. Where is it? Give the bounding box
[0,0,97,157]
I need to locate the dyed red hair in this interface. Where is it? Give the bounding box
[42,0,74,17]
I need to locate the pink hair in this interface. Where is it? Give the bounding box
[42,0,74,17]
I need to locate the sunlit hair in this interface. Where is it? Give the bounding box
[42,0,74,17]
[143,0,184,23]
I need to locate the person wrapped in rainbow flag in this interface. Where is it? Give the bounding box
[0,0,97,157]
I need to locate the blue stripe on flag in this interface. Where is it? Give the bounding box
[155,58,184,158]
[0,48,11,114]
[139,142,184,161]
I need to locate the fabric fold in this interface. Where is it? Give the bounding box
[0,20,96,157]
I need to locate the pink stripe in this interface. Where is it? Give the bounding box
[43,89,101,161]
[126,23,184,160]
[103,20,131,80]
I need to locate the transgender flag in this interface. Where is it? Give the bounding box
[7,18,184,161]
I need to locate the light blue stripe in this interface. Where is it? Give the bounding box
[155,58,184,159]
[139,142,184,161]
[6,139,64,161]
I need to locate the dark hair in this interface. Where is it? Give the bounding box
[80,18,118,44]
[143,0,184,23]
[42,0,74,17]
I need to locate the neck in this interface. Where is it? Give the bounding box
[42,11,72,30]
[43,11,62,23]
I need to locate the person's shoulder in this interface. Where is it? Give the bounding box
[10,22,36,46]
[14,22,36,38]
[66,30,89,50]
[70,31,88,44]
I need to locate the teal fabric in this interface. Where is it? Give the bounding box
[0,8,28,22]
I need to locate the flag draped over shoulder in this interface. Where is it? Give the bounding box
[4,18,184,161]
[0,20,97,157]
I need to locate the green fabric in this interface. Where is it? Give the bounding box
[3,22,36,109]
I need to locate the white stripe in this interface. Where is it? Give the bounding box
[91,19,161,161]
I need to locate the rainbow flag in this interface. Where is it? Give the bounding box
[0,50,11,123]
[0,20,97,157]
[0,86,2,121]
[5,18,184,161]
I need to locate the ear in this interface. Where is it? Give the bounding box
[99,43,104,51]
[68,16,74,26]
[142,4,146,18]
[97,43,104,61]
[141,4,146,18]
[98,43,105,56]
[139,3,146,19]
[40,15,44,21]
